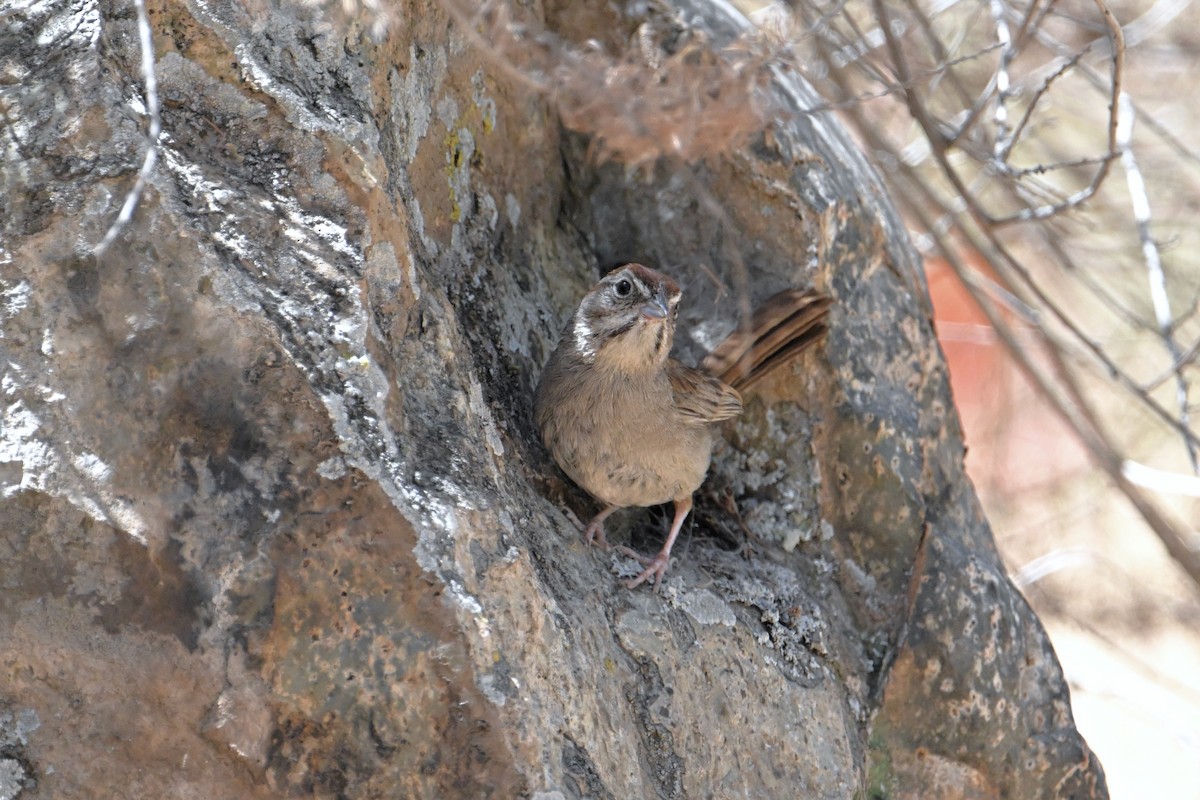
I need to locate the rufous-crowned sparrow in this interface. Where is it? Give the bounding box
[534,263,830,589]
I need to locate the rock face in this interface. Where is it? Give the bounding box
[0,0,1106,797]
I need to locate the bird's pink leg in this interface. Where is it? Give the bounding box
[620,495,692,589]
[583,504,620,548]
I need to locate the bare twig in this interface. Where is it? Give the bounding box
[1144,336,1200,393]
[1123,461,1200,498]
[94,0,161,255]
[986,0,1017,162]
[1116,93,1197,473]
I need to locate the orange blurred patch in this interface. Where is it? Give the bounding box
[926,257,1090,496]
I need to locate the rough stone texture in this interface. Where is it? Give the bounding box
[0,0,1105,797]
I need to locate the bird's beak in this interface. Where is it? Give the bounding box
[641,288,669,320]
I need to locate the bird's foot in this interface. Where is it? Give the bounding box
[581,505,620,549]
[617,546,670,589]
[583,520,611,549]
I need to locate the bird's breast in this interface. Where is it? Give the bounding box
[536,361,713,507]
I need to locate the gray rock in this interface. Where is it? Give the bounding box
[0,0,1105,797]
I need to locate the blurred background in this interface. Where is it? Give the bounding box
[930,255,1200,798]
[736,0,1200,793]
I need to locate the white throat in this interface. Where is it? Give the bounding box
[572,313,596,363]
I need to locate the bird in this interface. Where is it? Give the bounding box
[534,263,830,589]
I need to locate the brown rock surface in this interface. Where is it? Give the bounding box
[0,0,1105,797]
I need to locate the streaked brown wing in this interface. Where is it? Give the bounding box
[668,360,743,424]
[701,288,831,391]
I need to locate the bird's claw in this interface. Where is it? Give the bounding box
[583,521,610,549]
[618,546,670,589]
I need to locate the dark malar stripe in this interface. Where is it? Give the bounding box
[600,314,637,343]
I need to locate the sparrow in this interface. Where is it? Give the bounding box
[534,263,830,589]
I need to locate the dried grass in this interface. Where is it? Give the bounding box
[445,0,778,166]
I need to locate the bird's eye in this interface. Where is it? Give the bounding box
[614,279,633,297]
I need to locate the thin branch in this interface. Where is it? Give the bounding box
[1123,461,1200,498]
[94,0,161,255]
[989,76,1120,222]
[986,0,1017,162]
[1144,336,1200,393]
[1116,93,1197,473]
[1004,49,1086,153]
